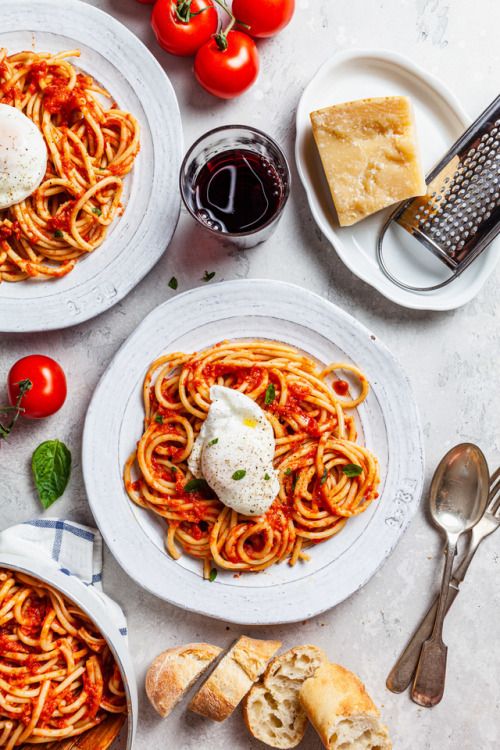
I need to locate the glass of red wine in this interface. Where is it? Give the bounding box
[180,125,290,248]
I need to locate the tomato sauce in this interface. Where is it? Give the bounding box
[333,379,349,396]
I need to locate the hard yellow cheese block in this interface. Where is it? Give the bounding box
[310,96,427,226]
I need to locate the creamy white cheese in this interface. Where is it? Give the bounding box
[0,104,47,210]
[188,385,280,516]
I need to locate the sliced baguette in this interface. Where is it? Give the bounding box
[243,645,326,748]
[299,663,392,750]
[146,643,222,718]
[188,636,281,722]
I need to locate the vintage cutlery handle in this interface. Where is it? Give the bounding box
[410,539,456,707]
[411,638,448,706]
[386,584,459,693]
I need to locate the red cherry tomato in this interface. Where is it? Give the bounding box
[152,0,218,57]
[7,355,67,420]
[232,0,295,38]
[194,31,259,99]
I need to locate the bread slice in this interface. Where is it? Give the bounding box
[145,643,222,718]
[243,645,326,748]
[299,663,392,750]
[188,636,281,722]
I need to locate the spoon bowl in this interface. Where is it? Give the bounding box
[429,443,490,538]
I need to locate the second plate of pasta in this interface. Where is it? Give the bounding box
[83,280,424,625]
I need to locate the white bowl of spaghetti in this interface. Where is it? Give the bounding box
[0,553,137,749]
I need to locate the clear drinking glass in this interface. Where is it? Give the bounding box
[179,125,291,249]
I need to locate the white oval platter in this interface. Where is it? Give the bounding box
[295,49,500,311]
[82,279,424,625]
[0,0,182,332]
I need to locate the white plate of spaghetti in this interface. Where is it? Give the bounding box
[83,280,424,625]
[0,554,136,749]
[0,0,182,332]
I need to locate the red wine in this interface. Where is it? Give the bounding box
[193,149,284,234]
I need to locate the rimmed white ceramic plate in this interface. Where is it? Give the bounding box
[82,280,424,625]
[296,49,500,311]
[0,0,182,332]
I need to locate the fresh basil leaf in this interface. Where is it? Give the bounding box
[342,463,363,477]
[184,478,211,494]
[208,568,217,582]
[264,383,276,405]
[232,470,246,481]
[208,438,218,446]
[32,440,71,509]
[168,276,178,290]
[320,469,328,485]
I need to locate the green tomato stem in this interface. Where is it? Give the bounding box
[0,378,32,440]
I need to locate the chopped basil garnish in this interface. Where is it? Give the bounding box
[320,469,328,485]
[168,276,178,290]
[284,468,292,475]
[209,568,217,582]
[264,473,270,481]
[202,270,216,282]
[208,438,219,446]
[184,478,211,494]
[53,229,63,238]
[232,469,246,481]
[92,206,102,216]
[343,463,363,477]
[264,383,276,405]
[154,414,163,424]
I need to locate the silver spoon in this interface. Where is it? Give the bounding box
[411,443,489,707]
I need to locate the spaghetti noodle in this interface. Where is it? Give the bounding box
[0,568,127,747]
[124,340,381,577]
[0,48,140,282]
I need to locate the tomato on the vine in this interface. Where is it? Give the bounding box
[194,30,259,99]
[152,0,218,57]
[7,355,67,420]
[232,0,295,38]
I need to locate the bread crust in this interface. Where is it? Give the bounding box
[299,663,391,749]
[188,636,281,722]
[145,643,222,718]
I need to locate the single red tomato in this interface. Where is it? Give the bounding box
[232,0,295,38]
[152,0,218,57]
[7,355,67,419]
[194,31,259,99]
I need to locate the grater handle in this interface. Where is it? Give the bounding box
[376,213,458,293]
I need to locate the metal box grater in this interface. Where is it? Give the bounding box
[377,95,500,292]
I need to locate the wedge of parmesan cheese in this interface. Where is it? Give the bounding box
[310,96,426,226]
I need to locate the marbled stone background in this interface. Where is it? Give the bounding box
[1,0,499,747]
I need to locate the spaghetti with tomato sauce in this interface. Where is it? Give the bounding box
[0,48,139,282]
[124,340,381,577]
[0,569,126,747]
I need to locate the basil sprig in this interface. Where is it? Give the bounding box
[32,440,71,509]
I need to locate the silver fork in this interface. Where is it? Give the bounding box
[387,466,500,693]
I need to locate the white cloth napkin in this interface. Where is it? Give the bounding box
[0,519,127,639]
